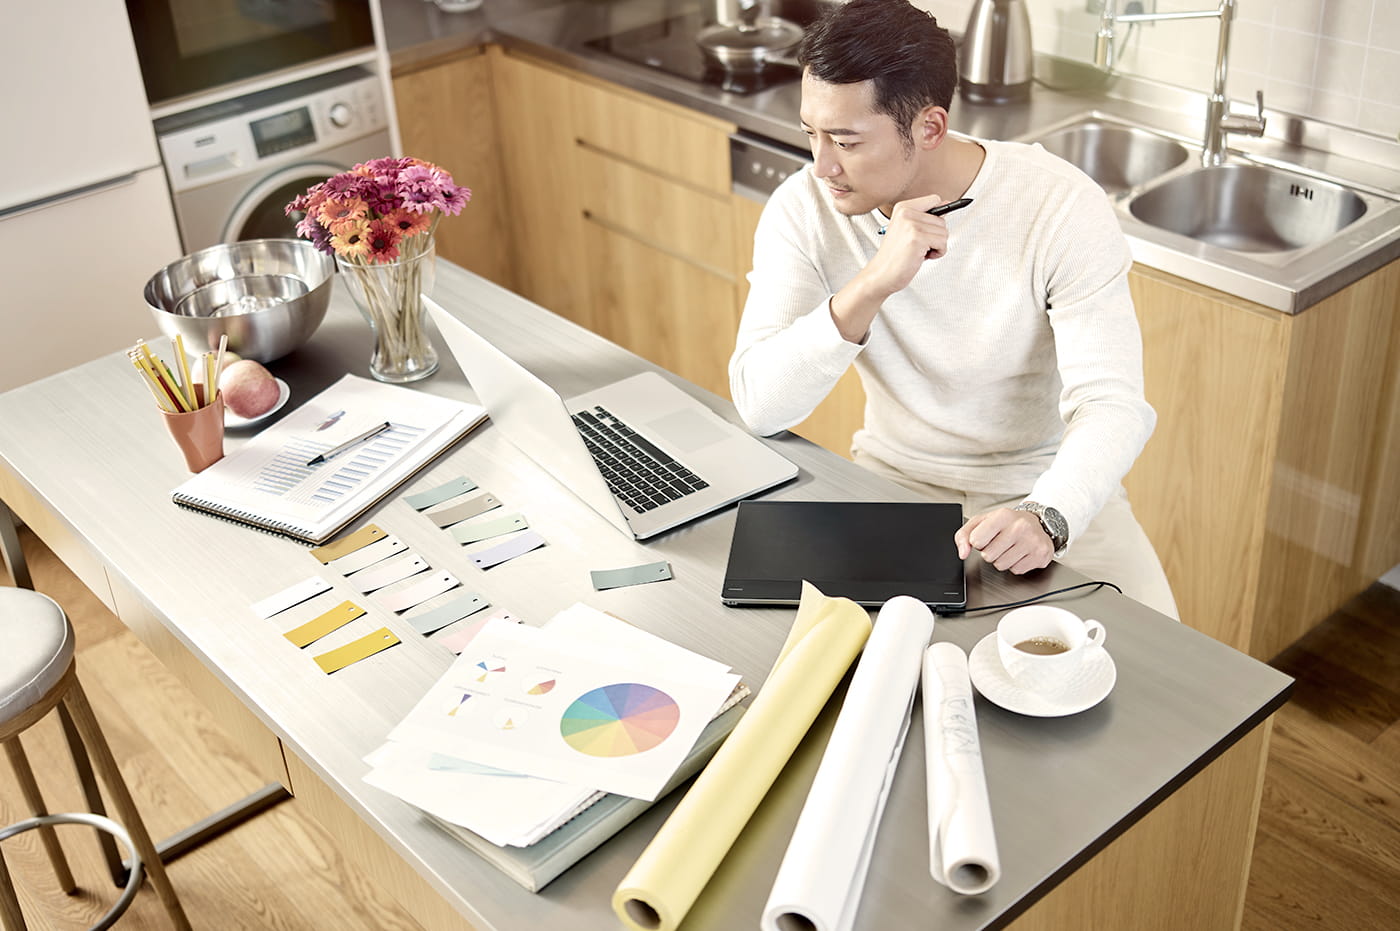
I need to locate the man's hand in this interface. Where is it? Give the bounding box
[955,507,1054,574]
[829,193,958,344]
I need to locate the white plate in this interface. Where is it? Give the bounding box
[223,378,290,429]
[967,632,1116,717]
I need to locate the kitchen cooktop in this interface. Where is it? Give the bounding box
[586,11,801,96]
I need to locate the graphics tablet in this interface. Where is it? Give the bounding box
[721,500,967,609]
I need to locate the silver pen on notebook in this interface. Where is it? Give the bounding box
[877,197,973,235]
[306,421,392,466]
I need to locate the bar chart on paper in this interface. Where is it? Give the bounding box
[255,423,428,505]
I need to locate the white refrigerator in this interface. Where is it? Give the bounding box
[0,0,182,394]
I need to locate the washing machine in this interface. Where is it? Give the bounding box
[155,65,392,254]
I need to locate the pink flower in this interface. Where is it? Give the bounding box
[286,155,473,258]
[365,218,404,263]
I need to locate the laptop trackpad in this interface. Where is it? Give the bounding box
[645,409,729,454]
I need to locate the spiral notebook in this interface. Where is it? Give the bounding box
[171,374,486,543]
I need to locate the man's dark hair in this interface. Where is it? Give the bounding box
[798,0,958,146]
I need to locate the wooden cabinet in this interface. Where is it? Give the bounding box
[391,48,514,289]
[492,49,743,398]
[1127,259,1400,658]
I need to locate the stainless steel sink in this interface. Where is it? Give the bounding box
[1030,117,1191,194]
[1128,163,1368,253]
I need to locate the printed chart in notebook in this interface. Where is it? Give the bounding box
[387,617,739,800]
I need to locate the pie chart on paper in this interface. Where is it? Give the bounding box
[560,683,681,757]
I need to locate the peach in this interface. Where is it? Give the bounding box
[218,359,280,418]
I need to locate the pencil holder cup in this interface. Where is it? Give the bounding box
[161,391,225,472]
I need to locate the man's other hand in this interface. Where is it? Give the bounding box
[955,507,1054,574]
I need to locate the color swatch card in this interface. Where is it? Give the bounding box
[327,535,407,575]
[377,571,461,614]
[433,607,520,652]
[386,617,739,800]
[404,476,478,510]
[251,576,334,619]
[355,555,429,593]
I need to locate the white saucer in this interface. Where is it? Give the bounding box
[967,632,1116,717]
[223,378,290,429]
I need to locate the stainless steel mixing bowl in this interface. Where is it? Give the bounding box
[144,239,335,362]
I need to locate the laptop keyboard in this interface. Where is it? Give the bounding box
[571,406,710,513]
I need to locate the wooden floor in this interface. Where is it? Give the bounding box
[3,527,1398,929]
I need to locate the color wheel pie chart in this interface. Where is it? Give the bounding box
[560,683,680,757]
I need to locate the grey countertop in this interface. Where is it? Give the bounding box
[380,0,1400,312]
[0,261,1292,930]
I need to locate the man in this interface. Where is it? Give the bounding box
[728,0,1178,618]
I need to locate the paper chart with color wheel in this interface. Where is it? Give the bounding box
[386,618,739,800]
[561,684,681,757]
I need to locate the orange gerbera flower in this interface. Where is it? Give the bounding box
[383,207,432,238]
[318,196,369,227]
[330,220,372,260]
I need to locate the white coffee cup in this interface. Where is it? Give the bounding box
[995,605,1106,694]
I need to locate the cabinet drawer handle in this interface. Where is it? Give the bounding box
[580,209,735,283]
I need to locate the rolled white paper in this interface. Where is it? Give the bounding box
[761,596,936,931]
[922,641,1001,895]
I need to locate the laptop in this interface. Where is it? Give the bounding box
[425,297,799,540]
[721,500,967,610]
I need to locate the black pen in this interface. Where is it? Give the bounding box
[877,197,973,235]
[306,421,392,466]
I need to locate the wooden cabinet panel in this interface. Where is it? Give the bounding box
[576,147,734,276]
[1128,258,1400,659]
[490,49,590,323]
[392,50,513,290]
[1127,269,1289,649]
[1252,259,1400,659]
[569,78,732,196]
[283,751,472,930]
[106,573,290,790]
[581,219,738,398]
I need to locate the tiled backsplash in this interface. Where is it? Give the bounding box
[916,0,1400,140]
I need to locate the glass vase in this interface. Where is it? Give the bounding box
[337,237,439,383]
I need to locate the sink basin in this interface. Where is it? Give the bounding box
[1032,118,1191,195]
[1129,164,1368,253]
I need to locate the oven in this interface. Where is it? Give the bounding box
[125,0,375,106]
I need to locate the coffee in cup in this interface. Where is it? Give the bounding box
[995,605,1106,694]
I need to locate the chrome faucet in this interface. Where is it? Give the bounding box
[1094,0,1265,167]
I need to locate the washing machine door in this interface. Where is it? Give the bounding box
[222,160,349,244]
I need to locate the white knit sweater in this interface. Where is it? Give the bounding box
[728,138,1155,545]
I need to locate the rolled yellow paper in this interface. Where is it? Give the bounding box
[611,581,872,931]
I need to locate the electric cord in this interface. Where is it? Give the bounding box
[938,579,1124,616]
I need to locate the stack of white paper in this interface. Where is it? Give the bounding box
[365,605,741,848]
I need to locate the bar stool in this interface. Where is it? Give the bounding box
[0,587,190,930]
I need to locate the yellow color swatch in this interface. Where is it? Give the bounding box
[611,581,871,931]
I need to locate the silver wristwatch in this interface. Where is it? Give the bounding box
[1015,501,1069,557]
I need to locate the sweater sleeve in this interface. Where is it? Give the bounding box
[728,187,864,436]
[1026,185,1156,547]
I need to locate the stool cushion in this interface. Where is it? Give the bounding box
[0,588,74,725]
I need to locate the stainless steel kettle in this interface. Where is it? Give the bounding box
[959,0,1034,104]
